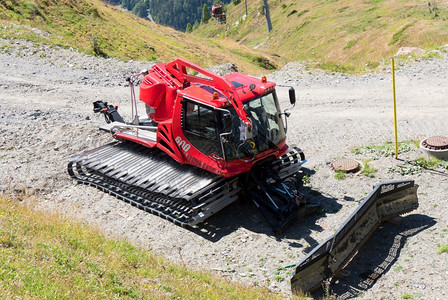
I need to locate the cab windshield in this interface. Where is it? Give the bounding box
[222,92,286,160]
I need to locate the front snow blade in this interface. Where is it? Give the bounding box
[290,180,419,294]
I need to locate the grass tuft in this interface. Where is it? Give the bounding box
[352,141,414,160]
[287,10,297,17]
[334,171,346,180]
[344,39,357,50]
[361,160,377,178]
[389,24,413,45]
[437,244,448,254]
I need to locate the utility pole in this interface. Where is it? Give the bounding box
[262,0,272,33]
[245,0,248,16]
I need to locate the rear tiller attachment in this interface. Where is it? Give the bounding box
[290,179,419,294]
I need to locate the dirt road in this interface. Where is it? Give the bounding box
[1,38,447,298]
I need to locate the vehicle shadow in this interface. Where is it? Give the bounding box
[190,168,342,247]
[311,214,436,299]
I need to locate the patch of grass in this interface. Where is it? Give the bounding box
[389,165,422,175]
[297,9,309,18]
[334,171,346,180]
[394,264,403,271]
[389,24,413,45]
[352,141,414,159]
[437,244,448,254]
[391,156,448,175]
[296,20,310,31]
[414,156,447,169]
[0,197,278,299]
[366,61,380,69]
[401,294,414,299]
[88,33,107,57]
[336,6,349,13]
[273,275,284,282]
[427,1,440,18]
[318,61,354,73]
[287,10,297,17]
[362,160,377,178]
[344,39,357,50]
[251,55,277,70]
[423,50,443,59]
[301,175,310,184]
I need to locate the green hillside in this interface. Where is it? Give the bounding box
[2,0,448,75]
[0,0,276,74]
[194,0,448,72]
[0,198,280,299]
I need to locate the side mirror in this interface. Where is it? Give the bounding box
[289,87,296,105]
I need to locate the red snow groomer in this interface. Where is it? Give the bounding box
[212,4,226,24]
[69,58,311,233]
[68,58,419,294]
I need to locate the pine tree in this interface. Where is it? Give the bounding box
[122,0,130,10]
[132,2,147,18]
[201,4,211,24]
[192,20,199,30]
[186,22,193,33]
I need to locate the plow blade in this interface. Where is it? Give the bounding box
[291,180,419,294]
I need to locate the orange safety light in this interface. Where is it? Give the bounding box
[261,76,267,83]
[213,92,219,99]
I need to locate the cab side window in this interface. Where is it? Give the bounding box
[183,100,222,156]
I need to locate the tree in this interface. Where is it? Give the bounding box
[201,4,211,24]
[104,0,121,4]
[192,20,199,31]
[186,22,193,33]
[132,2,148,18]
[122,0,130,10]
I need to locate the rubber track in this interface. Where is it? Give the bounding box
[68,142,305,227]
[68,142,240,226]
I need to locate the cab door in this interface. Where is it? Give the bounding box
[181,99,223,157]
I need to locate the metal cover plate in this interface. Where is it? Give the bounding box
[332,158,360,172]
[424,136,448,149]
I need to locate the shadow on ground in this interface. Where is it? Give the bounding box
[190,168,342,247]
[310,214,436,299]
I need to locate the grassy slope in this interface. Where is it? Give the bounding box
[0,197,283,299]
[0,0,277,74]
[194,0,448,72]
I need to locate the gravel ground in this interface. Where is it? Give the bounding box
[1,38,447,299]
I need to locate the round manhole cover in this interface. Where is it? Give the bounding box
[423,136,448,150]
[332,159,360,172]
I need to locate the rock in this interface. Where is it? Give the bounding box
[395,47,425,56]
[209,63,238,76]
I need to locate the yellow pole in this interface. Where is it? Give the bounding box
[392,58,398,159]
